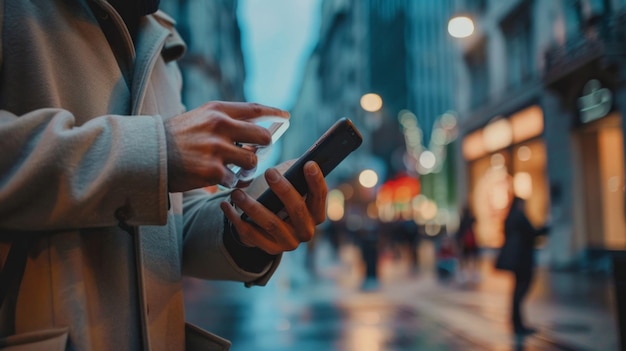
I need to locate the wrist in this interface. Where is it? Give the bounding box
[222,216,275,273]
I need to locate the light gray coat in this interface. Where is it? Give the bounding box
[0,1,280,350]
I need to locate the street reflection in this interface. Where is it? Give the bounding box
[183,236,616,351]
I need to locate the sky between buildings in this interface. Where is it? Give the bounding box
[238,0,323,110]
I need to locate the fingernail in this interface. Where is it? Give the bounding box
[231,190,245,202]
[305,162,318,176]
[266,168,280,183]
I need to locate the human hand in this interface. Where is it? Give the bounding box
[220,161,328,255]
[163,101,289,192]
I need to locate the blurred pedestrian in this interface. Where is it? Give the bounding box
[0,2,328,350]
[456,205,479,283]
[435,233,458,283]
[391,218,421,274]
[495,197,549,336]
[353,219,381,291]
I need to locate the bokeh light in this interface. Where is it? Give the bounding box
[359,169,379,188]
[327,189,345,221]
[360,93,383,112]
[447,16,475,38]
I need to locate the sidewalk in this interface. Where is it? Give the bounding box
[320,240,620,351]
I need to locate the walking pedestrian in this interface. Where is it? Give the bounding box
[495,197,549,336]
[0,1,328,350]
[435,233,458,283]
[456,205,479,283]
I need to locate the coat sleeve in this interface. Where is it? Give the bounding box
[180,189,281,286]
[0,108,169,231]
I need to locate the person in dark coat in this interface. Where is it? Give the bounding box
[456,205,478,282]
[495,197,549,336]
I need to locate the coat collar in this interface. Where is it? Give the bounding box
[130,10,186,114]
[87,1,186,114]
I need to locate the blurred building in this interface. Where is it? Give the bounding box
[160,0,245,108]
[288,0,459,231]
[453,0,626,268]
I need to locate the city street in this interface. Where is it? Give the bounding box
[183,239,619,351]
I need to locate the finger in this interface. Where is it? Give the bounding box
[226,190,300,252]
[220,202,299,255]
[264,168,316,242]
[221,201,286,254]
[304,161,328,224]
[228,119,273,146]
[203,101,290,120]
[204,112,272,147]
[221,142,258,171]
[220,201,275,250]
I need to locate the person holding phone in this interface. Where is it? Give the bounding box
[495,197,549,337]
[0,1,328,350]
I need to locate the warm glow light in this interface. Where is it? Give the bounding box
[366,202,378,219]
[462,130,486,161]
[440,112,458,129]
[517,146,532,161]
[398,110,418,127]
[431,128,447,145]
[483,118,513,152]
[513,172,533,199]
[510,105,544,143]
[339,183,354,200]
[490,153,505,168]
[425,223,441,236]
[419,151,437,170]
[448,16,474,38]
[327,189,345,221]
[419,200,438,221]
[359,169,379,188]
[360,93,383,112]
[379,204,396,223]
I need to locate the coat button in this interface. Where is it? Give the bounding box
[114,202,134,222]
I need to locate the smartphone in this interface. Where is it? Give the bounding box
[223,116,290,188]
[242,117,363,222]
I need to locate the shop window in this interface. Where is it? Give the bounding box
[598,127,625,248]
[464,105,549,248]
[512,140,549,227]
[470,151,512,248]
[577,112,624,250]
[501,5,534,89]
[468,140,549,249]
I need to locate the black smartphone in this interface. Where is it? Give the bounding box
[242,117,363,222]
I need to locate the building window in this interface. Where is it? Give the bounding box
[464,38,488,108]
[466,0,487,14]
[564,0,583,38]
[502,5,533,89]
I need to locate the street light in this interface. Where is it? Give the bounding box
[447,16,474,38]
[360,93,383,113]
[359,169,379,189]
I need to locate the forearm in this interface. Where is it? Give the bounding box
[181,189,280,285]
[0,108,168,230]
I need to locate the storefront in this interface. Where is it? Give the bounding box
[461,105,549,248]
[573,79,625,252]
[540,74,626,267]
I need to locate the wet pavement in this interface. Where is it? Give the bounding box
[183,239,619,351]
